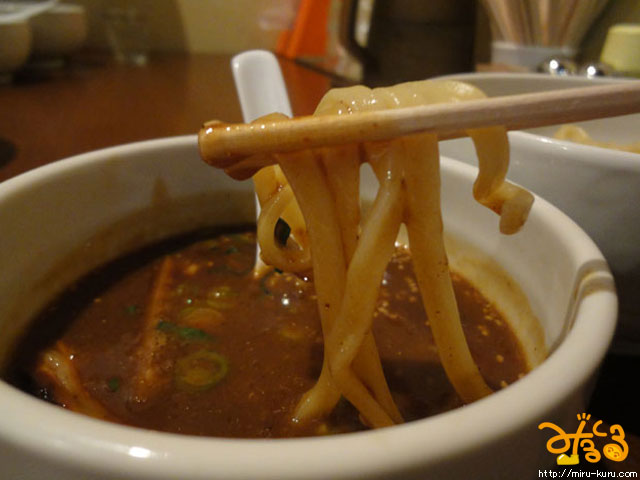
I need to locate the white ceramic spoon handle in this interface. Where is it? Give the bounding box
[230,50,294,272]
[0,0,58,23]
[231,50,293,122]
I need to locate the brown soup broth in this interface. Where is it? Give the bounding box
[4,228,528,438]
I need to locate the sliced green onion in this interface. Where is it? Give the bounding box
[175,350,229,392]
[179,306,224,328]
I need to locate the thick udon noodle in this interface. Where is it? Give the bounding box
[200,79,534,429]
[554,124,640,154]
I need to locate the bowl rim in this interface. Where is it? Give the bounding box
[0,136,618,479]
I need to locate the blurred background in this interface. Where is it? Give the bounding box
[2,0,640,84]
[75,0,638,62]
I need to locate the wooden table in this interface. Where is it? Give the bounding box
[0,52,638,473]
[0,53,332,182]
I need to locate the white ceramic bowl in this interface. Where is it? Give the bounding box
[439,73,640,346]
[0,136,616,479]
[29,3,87,63]
[0,2,86,79]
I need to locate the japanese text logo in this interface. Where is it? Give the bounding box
[539,413,628,465]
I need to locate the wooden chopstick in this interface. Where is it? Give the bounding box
[199,82,640,168]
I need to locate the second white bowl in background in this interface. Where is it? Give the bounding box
[439,73,640,349]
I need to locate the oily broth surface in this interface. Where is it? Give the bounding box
[5,228,528,438]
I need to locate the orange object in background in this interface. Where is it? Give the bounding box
[276,0,331,59]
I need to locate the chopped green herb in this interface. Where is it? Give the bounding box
[156,320,212,342]
[224,246,239,255]
[125,304,140,315]
[156,320,175,333]
[107,377,121,392]
[177,326,211,341]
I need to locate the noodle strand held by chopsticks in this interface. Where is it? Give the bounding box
[467,126,534,234]
[276,149,400,426]
[326,147,405,426]
[256,183,311,272]
[200,78,535,431]
[319,145,361,261]
[251,118,312,275]
[401,133,493,402]
[275,150,346,422]
[320,144,404,425]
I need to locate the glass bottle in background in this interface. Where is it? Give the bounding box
[340,0,476,86]
[103,5,149,66]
